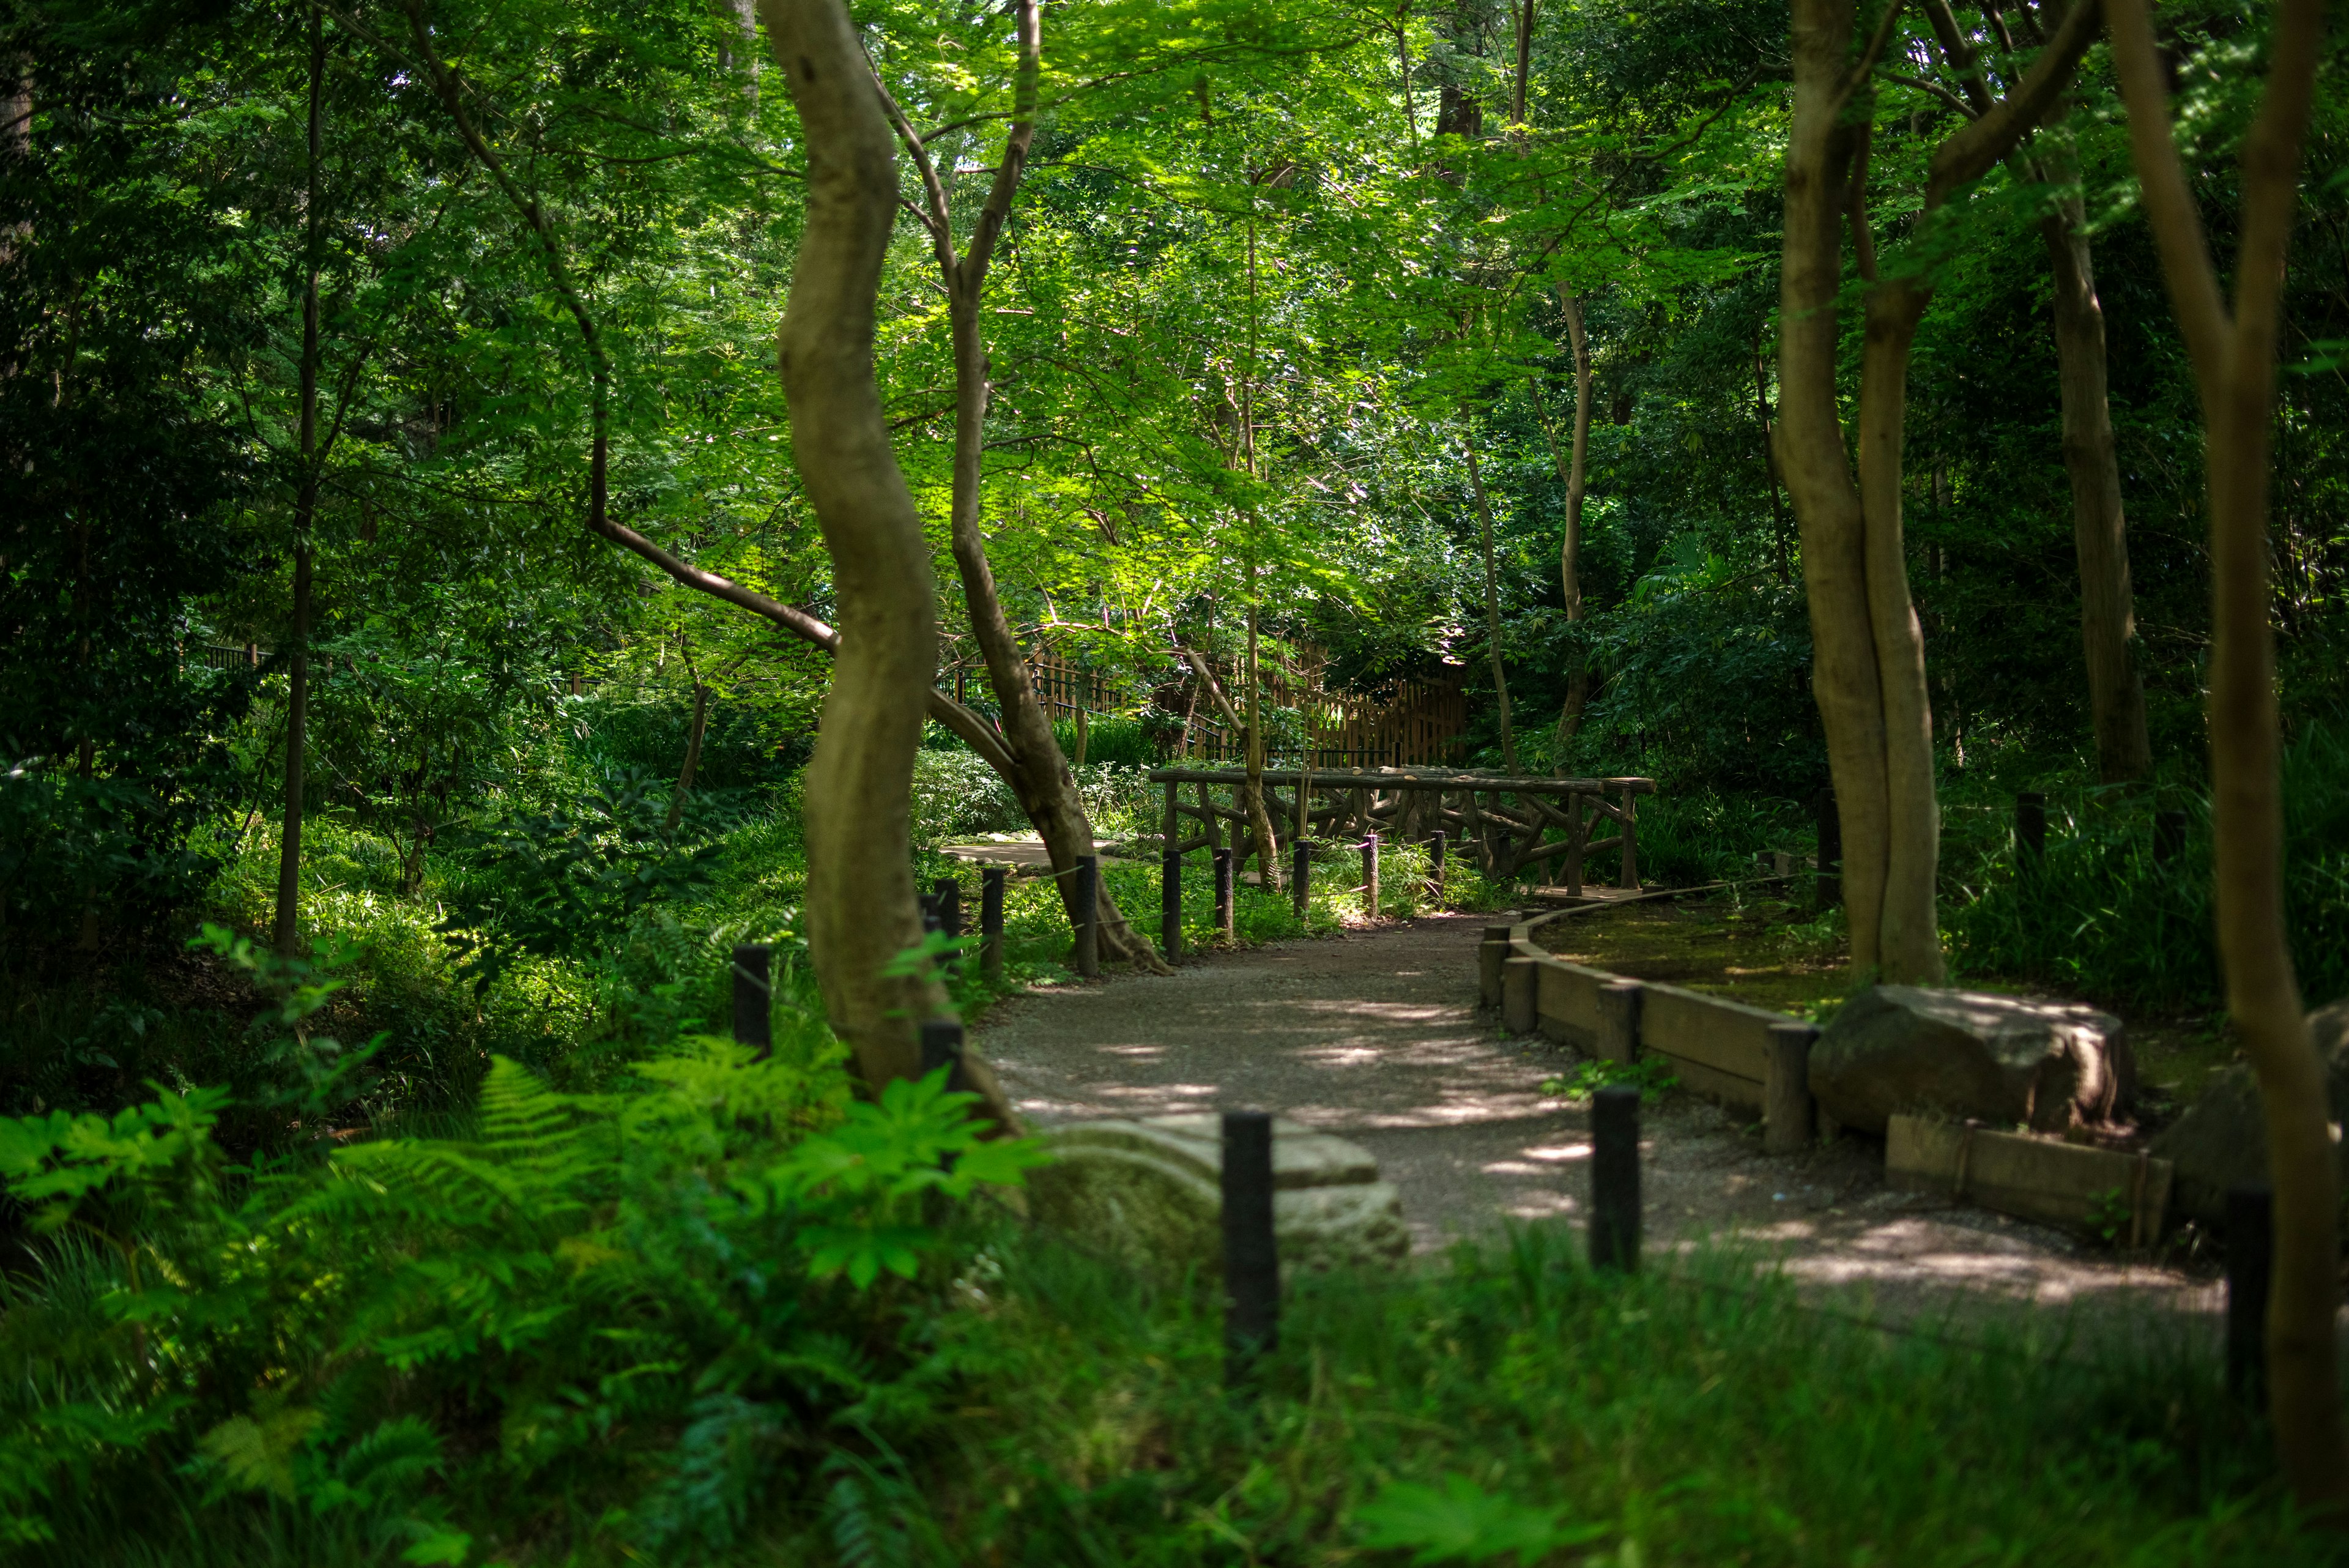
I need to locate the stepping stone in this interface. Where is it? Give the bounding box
[1025,1113,1410,1280]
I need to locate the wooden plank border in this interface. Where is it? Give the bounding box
[1886,1115,2172,1244]
[1503,906,1776,1113]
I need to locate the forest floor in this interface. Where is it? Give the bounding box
[977,912,2232,1350]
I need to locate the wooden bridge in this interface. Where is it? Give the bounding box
[1145,765,1658,895]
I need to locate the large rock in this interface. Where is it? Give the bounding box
[2148,1001,2349,1230]
[1809,985,2132,1137]
[1024,1113,1410,1279]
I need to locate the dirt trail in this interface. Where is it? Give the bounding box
[977,914,2224,1342]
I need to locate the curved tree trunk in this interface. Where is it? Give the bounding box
[1778,0,2095,983]
[762,0,1016,1124]
[1855,278,1945,983]
[2110,0,2345,1512]
[2039,177,2153,784]
[878,0,1167,971]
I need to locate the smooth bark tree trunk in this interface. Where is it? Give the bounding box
[1534,294,1592,762]
[878,0,1168,970]
[2039,179,2153,782]
[1182,647,1280,880]
[664,680,708,836]
[274,13,324,956]
[1242,570,1282,890]
[2110,0,2345,1512]
[1777,0,2096,983]
[1462,415,1518,773]
[415,0,1025,1114]
[762,0,1015,1124]
[1754,349,1792,582]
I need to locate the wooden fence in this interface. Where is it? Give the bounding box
[942,644,1471,769]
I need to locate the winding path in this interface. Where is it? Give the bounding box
[977,913,2224,1338]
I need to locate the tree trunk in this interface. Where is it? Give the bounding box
[664,680,708,836]
[762,0,1017,1126]
[881,0,1169,972]
[274,12,323,957]
[1854,277,1945,983]
[2110,0,2344,1512]
[1534,294,1592,763]
[1754,349,1792,583]
[1462,414,1517,773]
[1778,0,2095,983]
[2040,180,2153,783]
[1183,647,1281,886]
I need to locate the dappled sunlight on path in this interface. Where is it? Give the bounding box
[976,915,2225,1342]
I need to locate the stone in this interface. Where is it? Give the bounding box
[1808,985,2132,1137]
[2147,1001,2349,1230]
[1023,1113,1411,1279]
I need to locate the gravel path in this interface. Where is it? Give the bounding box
[977,913,2224,1342]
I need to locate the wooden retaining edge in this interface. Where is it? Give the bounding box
[1488,904,2170,1235]
[1885,1115,2172,1244]
[1497,904,1804,1124]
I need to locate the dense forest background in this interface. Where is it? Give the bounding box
[4,0,2349,1558]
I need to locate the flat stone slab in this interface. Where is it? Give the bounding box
[1026,1113,1409,1279]
[941,834,1124,872]
[1811,984,2131,1136]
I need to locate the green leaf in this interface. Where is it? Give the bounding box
[1354,1475,1608,1566]
[198,1406,323,1499]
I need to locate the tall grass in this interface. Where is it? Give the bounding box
[1945,722,2349,1011]
[901,1222,2314,1565]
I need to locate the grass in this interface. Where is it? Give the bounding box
[785,1221,2321,1564]
[9,1209,2323,1565]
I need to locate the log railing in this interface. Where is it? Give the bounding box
[1146,765,1658,892]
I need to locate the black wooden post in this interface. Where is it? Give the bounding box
[1362,830,1380,918]
[2226,1184,2272,1412]
[1764,1021,1816,1156]
[1590,1083,1641,1271]
[1596,978,1642,1065]
[1222,1109,1279,1385]
[933,876,962,977]
[2017,790,2048,867]
[1291,839,1311,920]
[1073,854,1100,978]
[2155,809,2189,866]
[981,866,1006,983]
[1162,847,1183,959]
[1214,847,1234,938]
[1428,828,1447,903]
[1814,787,1841,912]
[919,1017,963,1090]
[731,943,771,1058]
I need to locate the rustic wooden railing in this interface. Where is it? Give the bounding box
[1145,764,1657,891]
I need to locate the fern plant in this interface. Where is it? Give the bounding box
[0,1019,1045,1560]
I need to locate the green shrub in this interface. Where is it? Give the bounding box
[0,970,1044,1561]
[1946,721,2349,1010]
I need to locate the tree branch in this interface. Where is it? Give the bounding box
[1926,0,2102,204]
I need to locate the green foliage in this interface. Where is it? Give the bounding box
[1945,721,2349,1010]
[0,1023,1042,1558]
[435,773,727,993]
[908,1222,2315,1565]
[1355,1474,1610,1565]
[1543,1056,1680,1105]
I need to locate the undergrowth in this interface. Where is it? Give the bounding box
[1944,722,2349,1011]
